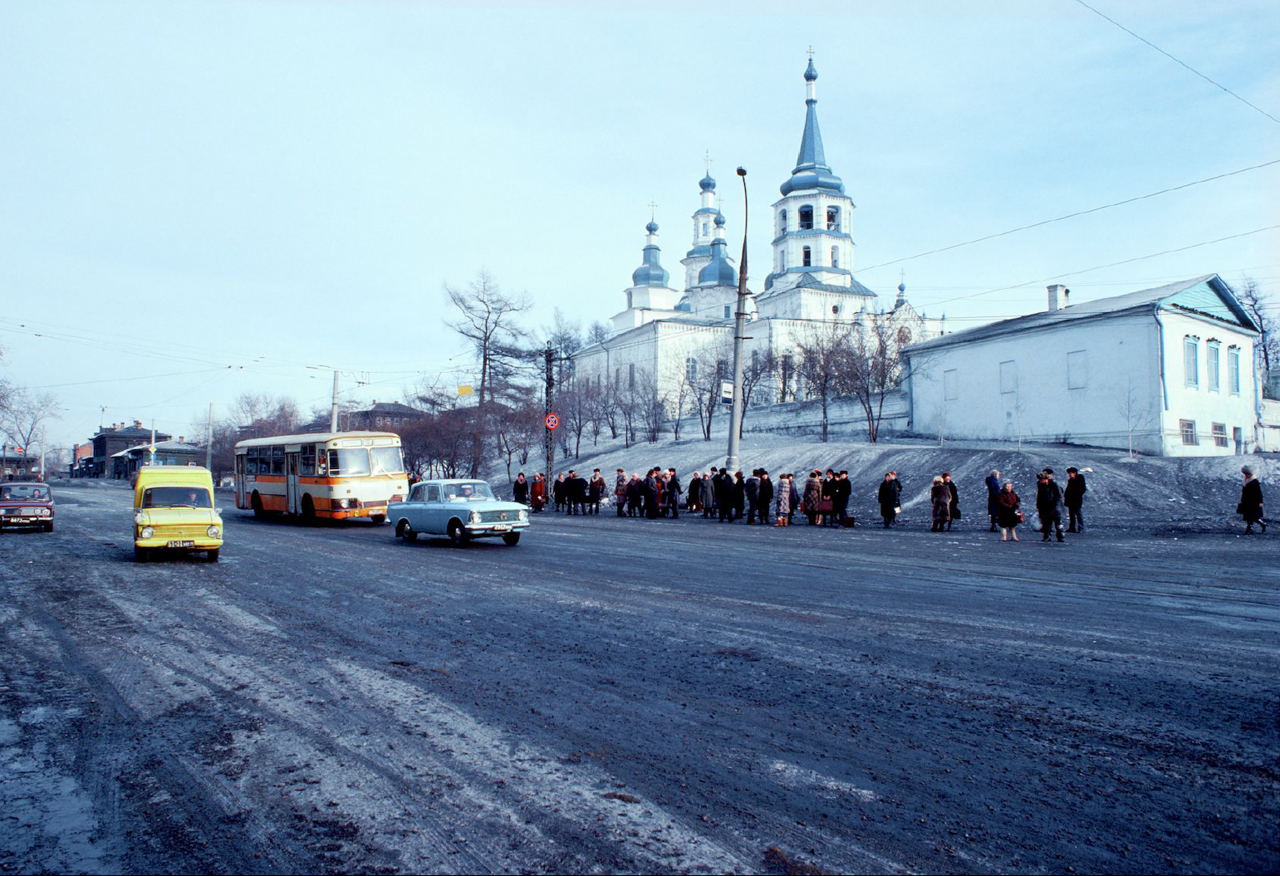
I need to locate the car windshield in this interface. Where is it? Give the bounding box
[370,446,405,475]
[142,486,212,508]
[443,482,495,502]
[327,448,371,477]
[1,485,48,500]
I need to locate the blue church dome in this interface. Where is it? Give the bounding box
[714,213,726,227]
[646,220,659,234]
[699,173,716,193]
[780,60,845,197]
[697,238,737,287]
[804,58,818,81]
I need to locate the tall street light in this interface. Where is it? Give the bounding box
[726,166,748,473]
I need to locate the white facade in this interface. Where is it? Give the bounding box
[906,277,1262,456]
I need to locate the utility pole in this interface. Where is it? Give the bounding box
[544,342,555,478]
[330,371,340,432]
[726,166,749,472]
[206,402,213,471]
[40,427,46,482]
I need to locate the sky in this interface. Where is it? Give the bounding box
[2,0,1278,450]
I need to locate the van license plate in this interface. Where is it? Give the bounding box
[167,540,195,548]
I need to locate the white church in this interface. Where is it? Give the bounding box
[574,59,946,410]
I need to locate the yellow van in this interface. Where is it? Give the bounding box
[133,466,224,563]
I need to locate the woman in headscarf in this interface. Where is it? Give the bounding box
[1239,465,1267,534]
[930,475,951,533]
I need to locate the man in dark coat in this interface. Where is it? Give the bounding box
[645,469,661,519]
[626,474,642,517]
[552,474,567,512]
[588,469,606,515]
[1036,469,1065,542]
[985,469,1002,532]
[744,470,761,524]
[757,471,774,526]
[877,472,898,527]
[702,471,716,518]
[833,470,852,527]
[1064,467,1087,532]
[716,469,734,522]
[687,472,702,513]
[666,468,681,519]
[943,472,959,531]
[1239,465,1266,533]
[513,472,529,505]
[566,470,588,515]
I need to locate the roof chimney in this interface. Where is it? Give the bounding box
[1047,284,1069,312]
[133,419,142,430]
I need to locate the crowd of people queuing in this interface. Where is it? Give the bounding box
[506,462,1267,537]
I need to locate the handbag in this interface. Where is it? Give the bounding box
[893,505,902,515]
[952,507,962,521]
[817,498,834,514]
[1017,510,1025,523]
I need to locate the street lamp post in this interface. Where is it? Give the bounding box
[726,166,749,473]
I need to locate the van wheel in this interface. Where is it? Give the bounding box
[447,520,469,547]
[135,546,149,563]
[251,492,264,518]
[206,548,220,563]
[397,520,417,542]
[502,533,521,546]
[301,495,317,525]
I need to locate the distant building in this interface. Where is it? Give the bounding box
[301,401,428,434]
[90,421,171,478]
[1,449,39,481]
[111,439,205,480]
[905,275,1262,456]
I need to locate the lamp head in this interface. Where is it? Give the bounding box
[736,166,747,177]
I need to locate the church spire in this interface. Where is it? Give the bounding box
[631,217,669,288]
[780,56,845,196]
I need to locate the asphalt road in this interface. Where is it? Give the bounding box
[2,480,1277,875]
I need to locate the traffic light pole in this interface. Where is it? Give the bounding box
[544,343,555,479]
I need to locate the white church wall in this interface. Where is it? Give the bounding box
[908,313,1169,454]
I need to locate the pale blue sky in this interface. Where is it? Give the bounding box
[2,0,1278,448]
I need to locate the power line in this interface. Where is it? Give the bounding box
[857,156,1280,274]
[1071,0,1280,126]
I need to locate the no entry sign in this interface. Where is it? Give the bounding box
[545,413,560,430]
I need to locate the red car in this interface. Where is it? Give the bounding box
[0,482,55,532]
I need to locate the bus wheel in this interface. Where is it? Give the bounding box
[447,520,469,547]
[251,492,264,518]
[371,514,386,525]
[301,495,317,525]
[396,520,417,542]
[502,533,521,546]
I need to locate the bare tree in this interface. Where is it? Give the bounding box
[1,390,59,457]
[631,368,667,443]
[686,339,730,441]
[560,379,593,458]
[738,348,777,436]
[1117,376,1157,459]
[1238,277,1278,389]
[794,321,854,442]
[845,321,912,443]
[662,360,692,441]
[586,321,611,346]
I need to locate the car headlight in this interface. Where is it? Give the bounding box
[469,511,481,524]
[518,510,528,522]
[207,525,221,538]
[39,508,51,517]
[141,526,154,539]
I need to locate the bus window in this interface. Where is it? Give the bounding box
[327,448,370,477]
[300,445,316,476]
[370,446,405,475]
[271,447,285,475]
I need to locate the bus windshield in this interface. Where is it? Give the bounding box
[327,448,370,477]
[370,446,405,475]
[143,487,212,508]
[444,482,495,502]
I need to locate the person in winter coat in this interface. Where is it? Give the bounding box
[744,470,761,524]
[1064,467,1087,532]
[820,469,836,526]
[566,470,589,515]
[1239,465,1266,533]
[757,471,774,527]
[774,473,791,525]
[716,470,735,522]
[615,469,629,517]
[1036,469,1065,542]
[877,472,898,527]
[645,469,661,520]
[985,469,1002,532]
[513,472,529,505]
[552,474,566,512]
[802,470,823,525]
[943,472,960,531]
[686,472,702,513]
[530,474,547,513]
[787,474,801,525]
[626,474,643,517]
[702,471,716,518]
[930,476,951,532]
[732,472,746,521]
[666,469,682,519]
[833,470,852,527]
[997,481,1022,541]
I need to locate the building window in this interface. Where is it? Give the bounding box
[831,247,839,268]
[1228,347,1240,395]
[628,363,635,389]
[1067,350,1087,390]
[723,305,731,318]
[1207,342,1220,392]
[999,360,1017,395]
[826,207,840,231]
[686,357,697,382]
[798,206,813,230]
[778,209,787,235]
[701,222,708,236]
[1212,422,1228,447]
[802,246,811,267]
[780,250,787,270]
[944,369,959,401]
[615,367,621,387]
[1180,419,1198,445]
[1184,337,1198,388]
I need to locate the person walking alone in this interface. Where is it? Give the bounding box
[1239,465,1267,534]
[1064,467,1087,532]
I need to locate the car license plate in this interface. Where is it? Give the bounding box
[166,540,195,548]
[493,525,510,532]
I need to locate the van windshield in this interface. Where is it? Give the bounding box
[142,487,212,508]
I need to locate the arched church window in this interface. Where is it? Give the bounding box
[701,222,708,236]
[802,246,811,267]
[798,206,813,230]
[686,358,698,382]
[827,207,840,231]
[778,209,787,235]
[831,247,839,268]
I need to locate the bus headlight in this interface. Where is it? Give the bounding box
[469,511,481,524]
[140,526,154,539]
[335,498,350,509]
[207,526,221,538]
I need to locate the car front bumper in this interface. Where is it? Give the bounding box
[463,522,530,536]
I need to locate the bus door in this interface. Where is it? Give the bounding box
[235,455,247,509]
[286,451,301,515]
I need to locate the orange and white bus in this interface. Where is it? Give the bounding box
[234,432,409,523]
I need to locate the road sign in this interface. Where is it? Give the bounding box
[720,380,734,405]
[545,413,560,431]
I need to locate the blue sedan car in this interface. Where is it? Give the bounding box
[389,479,530,546]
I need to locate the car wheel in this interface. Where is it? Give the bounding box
[502,532,521,546]
[206,548,220,563]
[251,492,264,518]
[43,522,54,532]
[371,514,386,525]
[396,520,418,542]
[447,520,469,547]
[135,546,149,563]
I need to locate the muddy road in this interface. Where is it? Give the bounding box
[2,480,1277,874]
